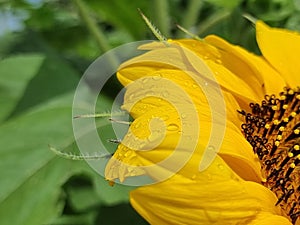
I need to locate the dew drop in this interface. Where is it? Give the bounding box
[215,59,222,64]
[142,77,149,83]
[192,84,198,89]
[130,171,137,176]
[207,173,212,180]
[218,164,224,170]
[161,115,169,121]
[207,145,215,152]
[124,150,132,157]
[134,123,141,129]
[167,123,179,131]
[162,91,169,98]
[185,135,192,140]
[139,141,147,150]
[204,210,220,223]
[148,130,162,142]
[152,75,162,80]
[181,113,187,119]
[191,174,197,180]
[146,91,155,96]
[129,94,135,101]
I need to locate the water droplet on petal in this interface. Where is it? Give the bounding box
[204,210,220,223]
[142,77,149,83]
[207,145,215,152]
[124,150,132,157]
[134,123,141,129]
[127,167,134,172]
[167,123,179,131]
[162,91,169,98]
[218,164,224,170]
[161,115,169,121]
[215,59,222,64]
[148,130,162,142]
[181,113,187,119]
[146,91,155,96]
[207,173,212,180]
[129,94,135,101]
[139,141,147,150]
[152,75,162,80]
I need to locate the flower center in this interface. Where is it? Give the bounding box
[239,87,300,224]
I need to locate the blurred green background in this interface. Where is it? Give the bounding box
[0,0,299,225]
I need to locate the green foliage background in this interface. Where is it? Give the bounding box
[0,0,299,224]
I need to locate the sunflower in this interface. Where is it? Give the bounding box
[105,21,300,225]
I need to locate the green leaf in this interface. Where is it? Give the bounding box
[93,177,135,205]
[205,0,242,9]
[0,54,45,123]
[0,93,90,225]
[88,0,150,39]
[245,0,295,22]
[51,213,97,225]
[0,79,136,225]
[9,55,81,118]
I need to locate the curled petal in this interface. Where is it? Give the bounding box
[247,214,292,225]
[256,21,300,87]
[130,156,284,225]
[204,35,286,97]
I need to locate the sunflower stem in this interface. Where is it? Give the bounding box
[197,10,231,35]
[153,0,170,37]
[74,0,120,69]
[176,0,204,38]
[74,0,110,52]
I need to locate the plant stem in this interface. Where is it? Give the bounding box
[182,0,204,29]
[74,0,119,68]
[74,0,111,53]
[153,0,170,37]
[197,10,231,35]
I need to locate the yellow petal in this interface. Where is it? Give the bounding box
[204,35,287,96]
[219,120,263,182]
[248,214,292,225]
[256,21,300,86]
[130,156,284,225]
[106,71,263,183]
[105,75,203,182]
[175,38,263,102]
[118,40,260,103]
